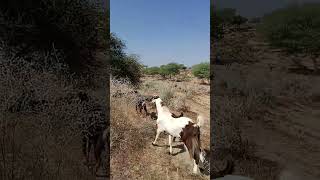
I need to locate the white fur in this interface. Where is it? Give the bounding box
[152,97,203,174]
[152,98,194,144]
[196,115,205,127]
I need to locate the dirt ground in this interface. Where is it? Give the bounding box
[212,25,320,180]
[110,75,211,179]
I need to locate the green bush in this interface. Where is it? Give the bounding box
[110,33,144,85]
[178,64,187,70]
[143,66,160,75]
[258,3,320,71]
[211,6,247,40]
[143,63,186,77]
[192,62,210,79]
[159,63,181,78]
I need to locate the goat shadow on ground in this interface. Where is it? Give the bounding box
[170,144,186,156]
[148,112,157,120]
[152,143,186,156]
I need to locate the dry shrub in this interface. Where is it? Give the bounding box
[215,64,315,104]
[212,63,316,179]
[142,81,157,92]
[160,84,174,103]
[0,49,104,179]
[170,95,189,112]
[110,78,156,179]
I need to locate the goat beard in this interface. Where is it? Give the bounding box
[185,137,201,165]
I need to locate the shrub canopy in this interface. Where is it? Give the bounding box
[0,0,106,73]
[258,3,320,56]
[159,63,182,78]
[110,33,143,85]
[192,62,210,79]
[144,66,160,75]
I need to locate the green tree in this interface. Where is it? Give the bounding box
[258,3,320,72]
[159,63,181,79]
[144,66,160,75]
[110,33,126,59]
[178,64,187,70]
[192,62,210,79]
[110,33,143,85]
[211,7,236,40]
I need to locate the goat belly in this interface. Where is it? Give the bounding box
[162,120,193,138]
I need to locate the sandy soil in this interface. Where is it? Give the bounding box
[110,76,211,179]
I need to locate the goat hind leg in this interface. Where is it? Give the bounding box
[143,105,148,117]
[168,135,173,155]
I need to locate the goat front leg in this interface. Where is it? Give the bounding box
[143,105,148,117]
[168,135,173,155]
[152,127,161,146]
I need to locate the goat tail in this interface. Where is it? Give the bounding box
[196,115,205,127]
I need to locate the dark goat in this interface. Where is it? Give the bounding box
[82,115,107,175]
[134,91,149,116]
[76,92,107,175]
[92,128,109,175]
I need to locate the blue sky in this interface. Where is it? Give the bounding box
[110,0,209,67]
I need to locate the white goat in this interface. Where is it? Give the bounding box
[151,97,205,174]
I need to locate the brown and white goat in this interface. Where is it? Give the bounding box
[151,97,205,173]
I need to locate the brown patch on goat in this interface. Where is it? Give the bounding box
[180,122,201,165]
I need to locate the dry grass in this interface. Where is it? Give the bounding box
[111,76,210,179]
[110,79,154,179]
[0,48,105,180]
[212,61,319,179]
